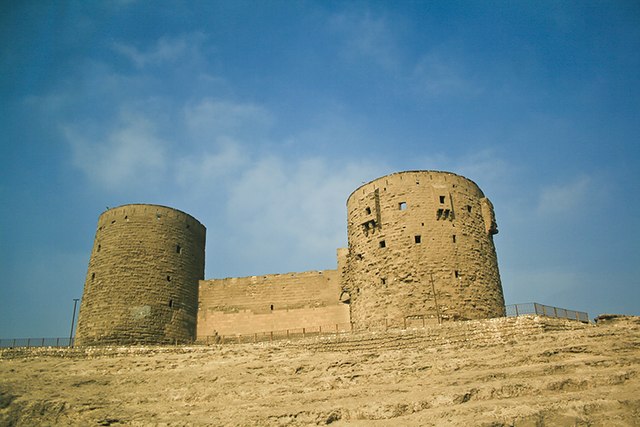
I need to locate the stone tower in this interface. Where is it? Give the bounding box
[343,171,504,329]
[76,204,206,345]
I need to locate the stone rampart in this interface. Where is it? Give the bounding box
[197,270,349,337]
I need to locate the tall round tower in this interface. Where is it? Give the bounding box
[343,171,504,329]
[76,204,206,345]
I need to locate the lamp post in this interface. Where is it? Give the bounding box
[69,298,79,347]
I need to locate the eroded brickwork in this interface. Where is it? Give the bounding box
[197,269,349,337]
[76,205,206,345]
[343,171,505,329]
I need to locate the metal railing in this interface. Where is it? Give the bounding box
[506,302,589,323]
[1,303,590,348]
[0,337,75,349]
[199,322,353,345]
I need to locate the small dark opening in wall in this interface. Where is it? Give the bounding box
[169,299,173,308]
[91,273,95,281]
[111,220,116,224]
[399,202,407,210]
[439,196,445,204]
[452,235,456,243]
[455,270,459,278]
[97,244,101,252]
[379,240,386,248]
[415,235,421,244]
[167,275,171,281]
[186,224,190,229]
[156,214,161,220]
[124,215,128,220]
[467,205,472,213]
[365,207,372,215]
[381,278,387,285]
[270,304,274,311]
[176,245,182,254]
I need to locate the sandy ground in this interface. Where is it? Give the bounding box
[1,315,639,426]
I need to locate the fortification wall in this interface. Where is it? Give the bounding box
[344,171,505,329]
[197,270,350,337]
[76,204,206,345]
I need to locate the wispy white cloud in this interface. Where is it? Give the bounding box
[175,138,248,188]
[536,175,591,215]
[65,114,167,191]
[224,156,382,273]
[112,33,206,68]
[184,98,273,141]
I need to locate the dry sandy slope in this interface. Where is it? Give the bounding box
[1,315,639,426]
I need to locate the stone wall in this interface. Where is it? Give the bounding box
[76,204,206,345]
[197,269,350,337]
[343,171,504,329]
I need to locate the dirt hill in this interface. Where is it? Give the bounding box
[1,315,638,426]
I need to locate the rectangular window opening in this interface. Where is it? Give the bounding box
[399,202,407,210]
[439,195,446,204]
[176,245,182,254]
[381,278,387,285]
[169,299,173,308]
[414,235,421,244]
[91,273,95,281]
[379,240,386,248]
[365,207,372,215]
[455,270,459,278]
[167,275,171,282]
[452,235,456,243]
[467,205,472,213]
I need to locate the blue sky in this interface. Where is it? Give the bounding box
[1,1,639,338]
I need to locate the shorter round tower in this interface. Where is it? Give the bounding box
[343,171,504,329]
[76,204,206,345]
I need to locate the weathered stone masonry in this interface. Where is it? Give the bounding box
[76,205,206,345]
[76,170,505,345]
[343,171,504,329]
